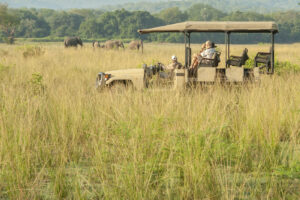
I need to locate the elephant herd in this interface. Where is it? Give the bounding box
[64,37,143,51]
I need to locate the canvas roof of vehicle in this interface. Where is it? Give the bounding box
[138,21,279,34]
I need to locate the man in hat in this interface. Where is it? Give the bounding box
[165,55,183,71]
[160,55,183,79]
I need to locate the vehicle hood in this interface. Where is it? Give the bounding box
[105,68,144,76]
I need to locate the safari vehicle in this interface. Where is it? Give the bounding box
[96,21,278,91]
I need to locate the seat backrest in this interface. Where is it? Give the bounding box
[216,52,221,63]
[212,52,221,66]
[255,48,271,63]
[211,52,217,60]
[241,48,249,65]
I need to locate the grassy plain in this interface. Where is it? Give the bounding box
[0,42,299,199]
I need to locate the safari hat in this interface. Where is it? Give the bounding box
[171,55,177,61]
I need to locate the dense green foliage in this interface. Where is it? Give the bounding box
[1,3,300,43]
[0,4,19,44]
[4,0,300,13]
[105,0,300,13]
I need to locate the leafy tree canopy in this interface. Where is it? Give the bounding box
[0,4,20,43]
[1,3,300,44]
[156,7,187,24]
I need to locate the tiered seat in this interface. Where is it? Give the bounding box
[226,48,249,67]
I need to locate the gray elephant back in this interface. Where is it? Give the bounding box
[64,37,83,47]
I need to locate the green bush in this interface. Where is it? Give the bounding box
[29,73,45,95]
[244,58,300,74]
[245,57,255,68]
[275,60,300,75]
[19,45,45,58]
[2,36,15,44]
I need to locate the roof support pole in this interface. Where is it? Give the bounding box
[184,31,187,68]
[187,32,191,67]
[271,31,275,74]
[139,33,143,54]
[228,32,231,63]
[188,33,191,48]
[225,32,231,68]
[225,32,228,68]
[183,32,191,68]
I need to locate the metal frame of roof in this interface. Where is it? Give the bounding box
[138,21,278,74]
[138,21,279,34]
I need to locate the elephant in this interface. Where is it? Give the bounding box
[128,40,143,51]
[92,41,101,48]
[64,37,83,48]
[104,40,124,49]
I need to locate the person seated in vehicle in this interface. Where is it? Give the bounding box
[160,55,183,79]
[201,40,217,59]
[191,40,217,69]
[166,55,183,71]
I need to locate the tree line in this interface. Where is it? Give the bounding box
[0,3,299,44]
[104,0,300,14]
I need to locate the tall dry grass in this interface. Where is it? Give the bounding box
[0,43,299,199]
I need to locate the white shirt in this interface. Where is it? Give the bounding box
[201,48,216,59]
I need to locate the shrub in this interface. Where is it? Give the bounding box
[244,58,300,74]
[275,60,300,75]
[29,73,45,95]
[2,36,15,44]
[21,45,45,58]
[245,57,255,68]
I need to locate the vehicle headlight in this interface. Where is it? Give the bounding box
[104,74,111,81]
